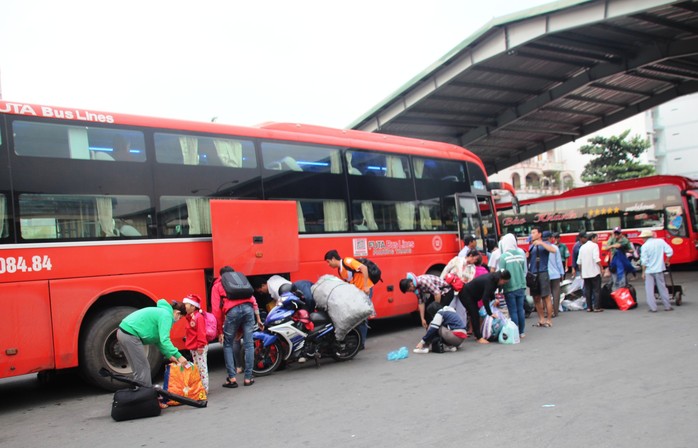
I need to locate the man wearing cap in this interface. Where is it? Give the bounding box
[577,233,603,312]
[547,232,565,318]
[571,232,588,278]
[639,230,674,312]
[552,232,570,275]
[528,227,557,327]
[399,274,452,329]
[604,227,634,290]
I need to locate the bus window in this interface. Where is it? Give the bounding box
[457,196,483,246]
[262,142,342,173]
[0,194,7,239]
[413,157,465,182]
[154,133,256,167]
[478,196,497,246]
[624,210,664,230]
[297,199,348,233]
[19,194,151,240]
[588,192,621,207]
[666,205,687,237]
[13,121,146,162]
[689,193,698,233]
[466,162,485,193]
[159,196,212,236]
[345,150,410,179]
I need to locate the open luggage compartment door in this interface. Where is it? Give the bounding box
[210,200,299,275]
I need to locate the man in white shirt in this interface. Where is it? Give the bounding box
[639,229,674,312]
[577,233,603,312]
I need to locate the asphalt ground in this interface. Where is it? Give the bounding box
[1,269,696,448]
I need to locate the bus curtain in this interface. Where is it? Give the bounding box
[95,196,117,237]
[186,198,212,235]
[213,139,242,168]
[386,155,415,230]
[0,195,5,237]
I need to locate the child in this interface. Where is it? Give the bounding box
[473,251,489,278]
[183,294,209,392]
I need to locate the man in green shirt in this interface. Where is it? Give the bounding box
[604,227,634,290]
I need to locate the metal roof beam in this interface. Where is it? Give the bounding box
[565,94,628,106]
[485,80,698,173]
[429,93,516,108]
[458,39,698,148]
[513,48,596,66]
[588,82,652,96]
[540,106,603,118]
[447,80,539,95]
[595,22,670,44]
[640,64,698,81]
[633,12,698,35]
[506,125,581,137]
[391,115,491,128]
[525,42,619,64]
[471,65,566,82]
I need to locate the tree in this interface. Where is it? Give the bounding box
[579,129,655,184]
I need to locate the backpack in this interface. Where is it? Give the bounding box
[201,311,218,342]
[343,257,382,284]
[220,271,254,299]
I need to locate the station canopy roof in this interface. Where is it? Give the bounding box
[350,0,698,175]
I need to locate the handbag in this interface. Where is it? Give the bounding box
[526,272,538,288]
[526,247,540,288]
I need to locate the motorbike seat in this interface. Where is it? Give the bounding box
[310,311,331,326]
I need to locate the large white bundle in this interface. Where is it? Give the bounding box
[267,275,292,304]
[311,275,374,341]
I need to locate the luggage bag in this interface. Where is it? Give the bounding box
[111,386,161,422]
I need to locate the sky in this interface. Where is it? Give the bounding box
[0,0,557,129]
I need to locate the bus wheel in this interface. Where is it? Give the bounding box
[79,306,163,391]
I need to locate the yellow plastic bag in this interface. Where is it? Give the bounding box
[163,362,207,405]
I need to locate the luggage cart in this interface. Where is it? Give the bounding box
[655,263,683,306]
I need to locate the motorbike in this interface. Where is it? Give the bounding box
[252,292,362,376]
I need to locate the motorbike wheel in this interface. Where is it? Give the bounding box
[252,339,283,376]
[332,328,361,361]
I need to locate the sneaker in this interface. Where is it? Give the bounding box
[665,307,674,311]
[648,309,657,313]
[412,347,429,354]
[520,333,526,339]
[444,346,457,352]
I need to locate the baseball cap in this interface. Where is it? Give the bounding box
[613,226,622,234]
[541,230,552,239]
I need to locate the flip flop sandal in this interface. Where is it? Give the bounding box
[223,378,238,388]
[244,379,255,387]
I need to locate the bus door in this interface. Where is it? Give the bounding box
[455,194,486,252]
[210,199,299,275]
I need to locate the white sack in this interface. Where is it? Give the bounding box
[311,275,374,341]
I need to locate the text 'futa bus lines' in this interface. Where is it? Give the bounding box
[0,102,115,123]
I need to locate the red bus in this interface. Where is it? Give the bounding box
[497,175,698,266]
[0,100,505,389]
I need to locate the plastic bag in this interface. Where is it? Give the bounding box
[562,297,586,311]
[163,362,207,405]
[611,287,635,311]
[498,320,520,344]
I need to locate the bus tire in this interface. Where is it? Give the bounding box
[79,306,163,391]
